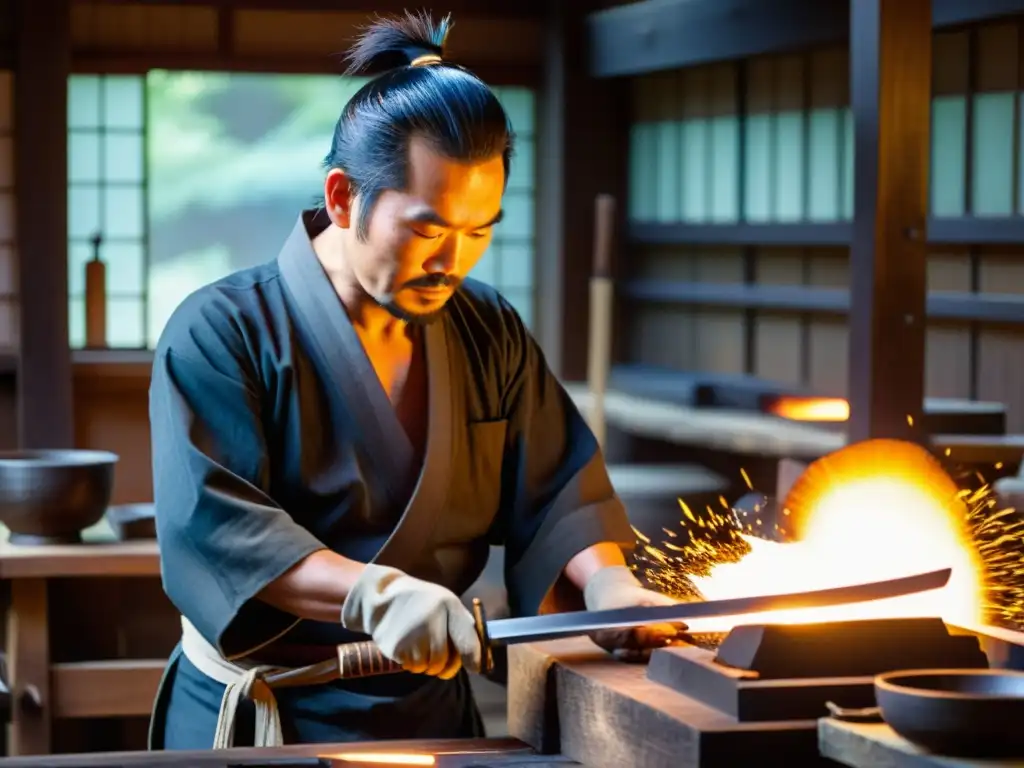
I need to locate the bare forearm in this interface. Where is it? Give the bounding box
[564,542,627,591]
[256,548,367,623]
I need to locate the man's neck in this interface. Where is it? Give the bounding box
[311,226,408,345]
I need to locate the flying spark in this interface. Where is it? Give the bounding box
[952,468,1024,629]
[634,452,1024,631]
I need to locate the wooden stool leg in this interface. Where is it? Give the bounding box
[7,578,51,755]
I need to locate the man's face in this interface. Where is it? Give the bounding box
[329,136,505,324]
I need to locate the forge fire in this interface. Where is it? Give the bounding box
[635,438,1024,633]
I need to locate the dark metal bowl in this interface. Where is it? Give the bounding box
[0,450,119,545]
[875,668,1024,758]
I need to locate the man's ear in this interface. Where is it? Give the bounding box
[324,168,354,229]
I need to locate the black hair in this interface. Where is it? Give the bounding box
[325,11,516,240]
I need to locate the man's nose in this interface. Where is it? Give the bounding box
[424,236,462,274]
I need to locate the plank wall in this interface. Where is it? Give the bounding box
[626,20,1024,429]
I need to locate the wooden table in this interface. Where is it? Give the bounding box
[565,384,1024,465]
[1,520,162,756]
[0,737,561,767]
[819,718,1024,767]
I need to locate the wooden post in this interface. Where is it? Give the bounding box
[15,0,74,448]
[847,0,932,443]
[7,579,51,755]
[535,0,630,382]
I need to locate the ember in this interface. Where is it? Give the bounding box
[766,395,850,422]
[325,753,435,765]
[634,439,1024,632]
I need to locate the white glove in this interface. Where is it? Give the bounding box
[341,564,481,679]
[583,565,686,659]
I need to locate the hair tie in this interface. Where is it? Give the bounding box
[410,53,442,67]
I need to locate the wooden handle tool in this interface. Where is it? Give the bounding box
[332,597,493,680]
[587,194,616,450]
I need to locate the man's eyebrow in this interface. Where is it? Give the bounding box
[481,209,504,227]
[401,207,450,227]
[401,207,505,229]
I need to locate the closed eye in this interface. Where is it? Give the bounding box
[412,229,442,240]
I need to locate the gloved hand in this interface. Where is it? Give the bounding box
[341,564,481,679]
[583,565,688,661]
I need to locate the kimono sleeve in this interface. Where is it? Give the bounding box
[149,331,325,659]
[492,302,636,617]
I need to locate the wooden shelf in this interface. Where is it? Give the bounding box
[621,280,1024,325]
[630,222,851,246]
[0,521,158,579]
[0,349,155,380]
[628,217,1024,247]
[71,348,154,381]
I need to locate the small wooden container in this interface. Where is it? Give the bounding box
[85,232,107,348]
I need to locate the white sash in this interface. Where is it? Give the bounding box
[179,617,286,748]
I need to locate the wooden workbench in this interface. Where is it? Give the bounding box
[565,384,1024,465]
[1,519,163,756]
[0,737,560,767]
[507,637,829,768]
[818,718,1024,768]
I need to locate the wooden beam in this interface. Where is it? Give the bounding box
[589,0,846,78]
[588,0,1024,77]
[81,0,547,17]
[15,0,75,449]
[847,0,932,443]
[70,51,541,86]
[216,2,233,57]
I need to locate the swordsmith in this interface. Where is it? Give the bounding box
[264,567,951,683]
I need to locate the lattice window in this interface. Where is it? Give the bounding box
[144,73,538,347]
[628,53,853,224]
[67,74,148,349]
[468,87,537,327]
[68,73,538,348]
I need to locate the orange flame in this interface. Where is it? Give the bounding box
[326,754,435,765]
[682,439,986,633]
[767,396,850,422]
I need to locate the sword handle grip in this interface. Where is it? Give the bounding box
[335,598,494,679]
[336,641,404,677]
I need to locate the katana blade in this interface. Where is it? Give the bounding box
[485,567,952,645]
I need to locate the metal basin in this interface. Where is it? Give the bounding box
[0,450,118,545]
[875,668,1024,758]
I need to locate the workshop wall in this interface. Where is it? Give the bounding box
[625,20,1024,429]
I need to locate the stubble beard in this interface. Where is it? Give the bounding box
[374,293,447,326]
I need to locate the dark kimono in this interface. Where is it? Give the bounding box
[147,210,634,749]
